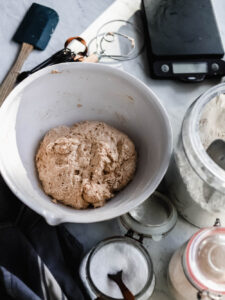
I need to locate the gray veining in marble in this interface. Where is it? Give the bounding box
[1,0,225,299]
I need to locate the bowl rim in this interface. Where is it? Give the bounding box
[0,62,173,224]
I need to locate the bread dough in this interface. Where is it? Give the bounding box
[36,121,137,209]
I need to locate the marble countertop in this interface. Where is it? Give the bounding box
[1,0,225,299]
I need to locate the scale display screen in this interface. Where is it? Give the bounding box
[172,62,208,74]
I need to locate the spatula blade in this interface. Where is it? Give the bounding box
[13,3,59,50]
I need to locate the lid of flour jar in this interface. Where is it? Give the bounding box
[183,222,225,296]
[120,191,177,241]
[86,236,155,300]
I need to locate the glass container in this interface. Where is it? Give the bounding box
[79,192,177,299]
[120,191,177,241]
[168,221,225,300]
[167,83,225,227]
[80,236,155,300]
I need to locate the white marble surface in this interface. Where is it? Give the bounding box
[1,0,225,299]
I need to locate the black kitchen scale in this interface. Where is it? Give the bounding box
[142,0,225,82]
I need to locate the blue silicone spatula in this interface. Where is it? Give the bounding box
[0,3,59,106]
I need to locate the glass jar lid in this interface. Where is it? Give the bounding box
[183,225,225,295]
[120,191,177,241]
[86,236,154,299]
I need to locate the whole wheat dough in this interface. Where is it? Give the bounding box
[36,121,137,209]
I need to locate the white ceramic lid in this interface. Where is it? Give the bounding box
[183,224,225,295]
[120,191,177,241]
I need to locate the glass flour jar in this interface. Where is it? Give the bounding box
[168,220,225,300]
[167,83,225,227]
[79,192,177,299]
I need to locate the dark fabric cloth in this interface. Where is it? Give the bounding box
[0,175,89,300]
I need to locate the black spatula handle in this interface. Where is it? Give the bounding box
[17,49,75,83]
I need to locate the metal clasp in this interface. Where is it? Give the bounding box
[197,290,222,300]
[125,229,144,244]
[214,218,221,227]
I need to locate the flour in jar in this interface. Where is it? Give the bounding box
[199,94,225,149]
[172,94,225,215]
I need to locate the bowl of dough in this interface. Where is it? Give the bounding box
[0,63,172,224]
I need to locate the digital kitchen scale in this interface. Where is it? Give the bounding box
[142,0,225,82]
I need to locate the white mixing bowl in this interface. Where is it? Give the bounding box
[0,63,172,225]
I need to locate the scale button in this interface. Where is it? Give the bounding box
[211,63,219,71]
[161,64,170,73]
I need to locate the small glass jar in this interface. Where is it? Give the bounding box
[80,192,177,299]
[167,83,225,227]
[168,220,225,300]
[80,236,155,300]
